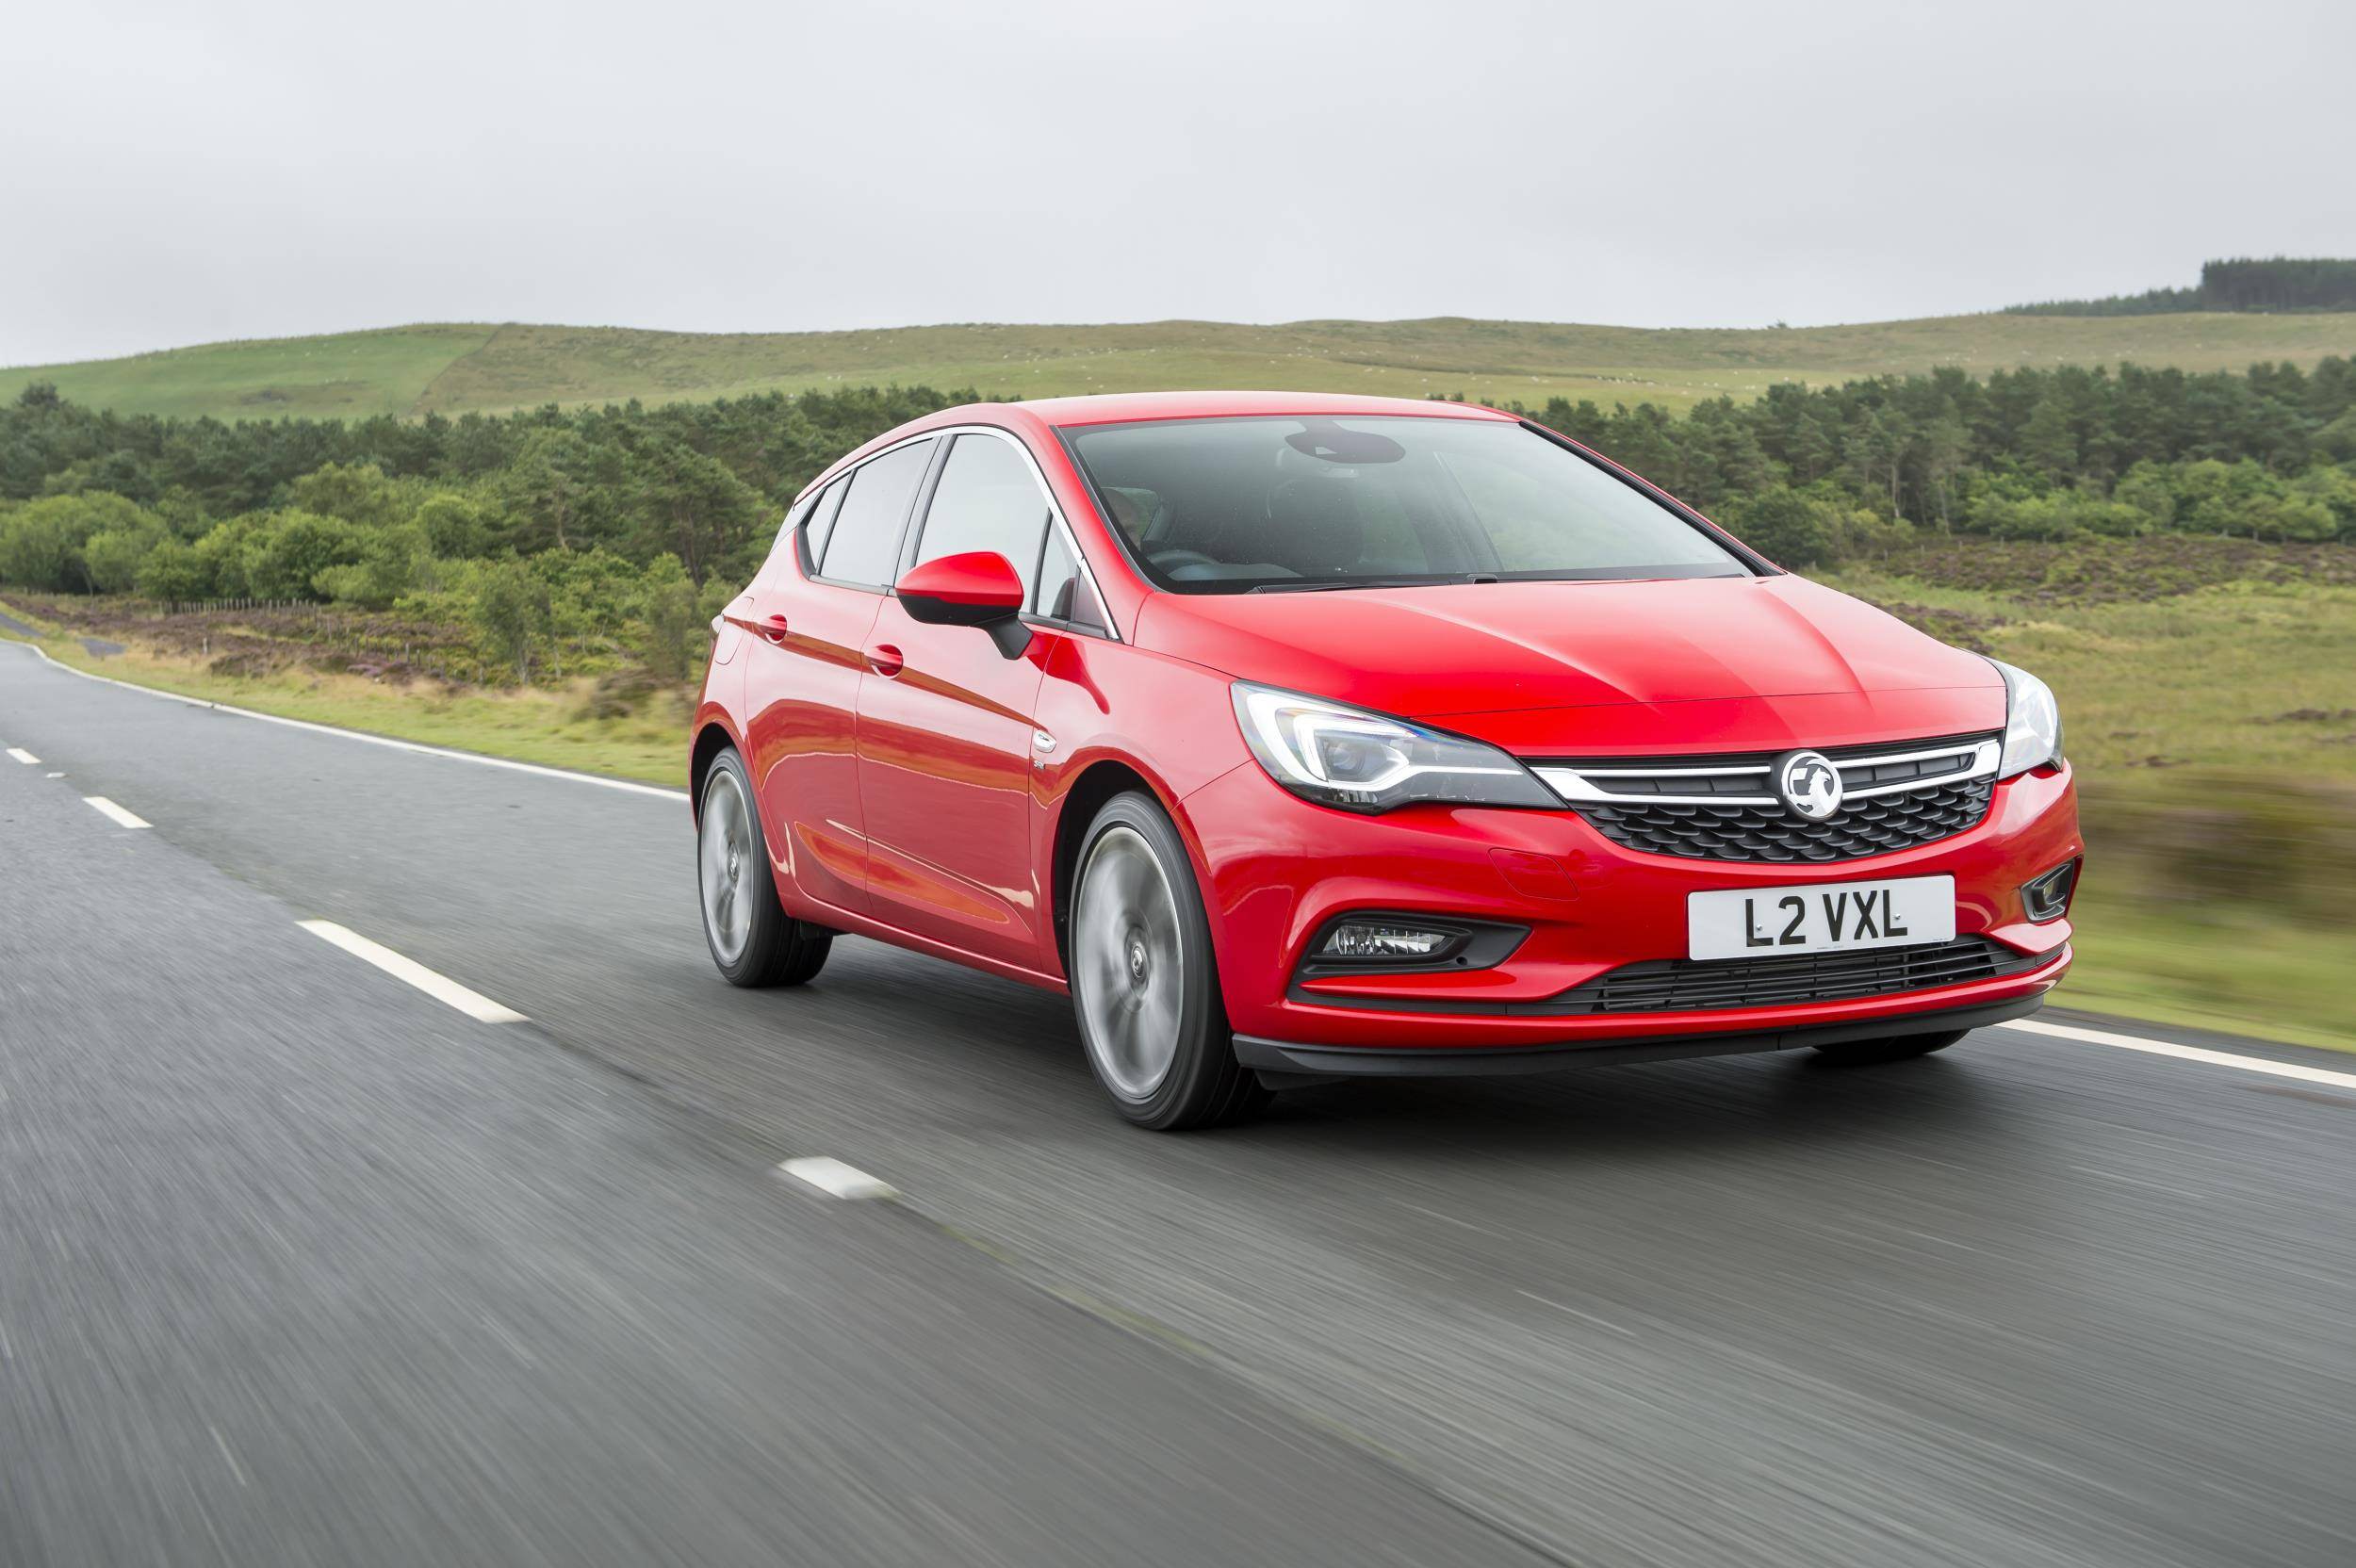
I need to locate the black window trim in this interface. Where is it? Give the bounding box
[1050,412,1780,593]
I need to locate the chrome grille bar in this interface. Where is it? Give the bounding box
[1534,739,1999,808]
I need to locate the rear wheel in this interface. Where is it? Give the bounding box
[1812,1028,1968,1066]
[1070,792,1268,1131]
[699,748,830,988]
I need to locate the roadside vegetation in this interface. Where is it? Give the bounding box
[2,356,2351,1048]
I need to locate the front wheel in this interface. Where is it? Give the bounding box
[699,748,830,988]
[1812,1028,1968,1066]
[1069,792,1268,1130]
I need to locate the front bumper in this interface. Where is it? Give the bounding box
[1182,756,2080,1055]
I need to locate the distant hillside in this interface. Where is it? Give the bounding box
[10,310,2356,423]
[2008,258,2356,318]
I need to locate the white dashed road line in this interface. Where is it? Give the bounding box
[777,1157,898,1200]
[299,920,529,1024]
[7,747,38,764]
[2005,1018,2356,1092]
[83,796,151,829]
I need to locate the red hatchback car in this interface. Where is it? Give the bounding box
[692,393,2079,1128]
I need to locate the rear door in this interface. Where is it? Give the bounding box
[855,430,1055,969]
[740,438,935,918]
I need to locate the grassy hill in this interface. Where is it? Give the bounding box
[12,311,2356,422]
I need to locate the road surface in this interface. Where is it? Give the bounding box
[3,642,2352,1567]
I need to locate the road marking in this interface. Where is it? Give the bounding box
[2006,1019,2356,1091]
[82,796,150,829]
[298,920,529,1023]
[5,642,686,802]
[6,747,37,764]
[777,1156,897,1200]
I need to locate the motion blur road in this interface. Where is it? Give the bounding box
[4,643,2353,1568]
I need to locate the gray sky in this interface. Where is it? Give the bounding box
[8,0,2352,366]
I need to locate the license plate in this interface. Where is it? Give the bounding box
[1687,876,1955,962]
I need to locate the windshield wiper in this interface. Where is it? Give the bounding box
[1245,577,1452,594]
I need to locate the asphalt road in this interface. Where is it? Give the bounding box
[4,642,2354,1568]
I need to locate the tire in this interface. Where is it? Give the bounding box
[1068,791,1269,1130]
[1812,1027,1968,1067]
[698,748,830,988]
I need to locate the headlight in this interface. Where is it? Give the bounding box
[1231,683,1557,813]
[1990,660,2064,778]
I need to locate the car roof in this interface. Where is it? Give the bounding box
[1000,390,1523,429]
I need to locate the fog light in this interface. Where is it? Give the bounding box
[1320,922,1459,960]
[2021,859,2079,923]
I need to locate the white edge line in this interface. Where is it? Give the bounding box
[777,1156,898,1200]
[82,796,151,829]
[6,747,39,764]
[4,640,686,802]
[299,919,529,1024]
[2004,1019,2356,1091]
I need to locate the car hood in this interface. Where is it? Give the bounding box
[1134,575,2007,751]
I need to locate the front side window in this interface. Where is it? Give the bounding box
[817,438,934,586]
[1063,416,1749,593]
[910,433,1051,597]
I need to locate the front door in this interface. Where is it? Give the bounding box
[855,431,1057,970]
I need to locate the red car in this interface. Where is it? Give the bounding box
[692,393,2078,1129]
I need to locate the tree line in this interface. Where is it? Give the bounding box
[1,353,2351,679]
[2006,257,2356,317]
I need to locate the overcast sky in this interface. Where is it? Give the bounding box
[7,0,2351,366]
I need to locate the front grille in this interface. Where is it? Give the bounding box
[1536,734,1999,864]
[1552,936,2046,1014]
[1576,776,1995,862]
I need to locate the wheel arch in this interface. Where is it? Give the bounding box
[689,719,738,822]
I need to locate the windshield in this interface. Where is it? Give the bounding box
[1063,415,1751,594]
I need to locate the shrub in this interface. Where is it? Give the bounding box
[469,558,553,683]
[242,510,361,600]
[1722,486,1836,564]
[136,539,208,603]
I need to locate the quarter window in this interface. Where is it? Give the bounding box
[1034,527,1107,629]
[817,439,935,586]
[910,433,1051,597]
[801,478,848,567]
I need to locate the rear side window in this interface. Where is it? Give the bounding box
[910,433,1052,597]
[818,439,934,586]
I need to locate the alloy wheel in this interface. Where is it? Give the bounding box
[699,769,757,966]
[1073,824,1186,1101]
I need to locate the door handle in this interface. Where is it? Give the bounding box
[866,643,905,677]
[758,612,791,645]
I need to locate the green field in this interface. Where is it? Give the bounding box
[13,311,2356,422]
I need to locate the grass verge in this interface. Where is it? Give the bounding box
[0,609,686,788]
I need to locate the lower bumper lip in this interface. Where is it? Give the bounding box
[1235,981,2063,1080]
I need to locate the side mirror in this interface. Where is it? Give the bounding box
[895,550,1032,659]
